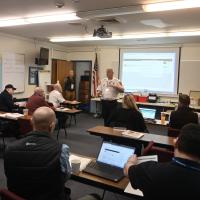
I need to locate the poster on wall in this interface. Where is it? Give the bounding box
[28,66,38,85]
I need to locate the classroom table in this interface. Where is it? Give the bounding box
[61,100,81,107]
[56,108,82,126]
[0,108,82,137]
[87,126,174,149]
[55,108,82,139]
[70,154,142,200]
[91,98,200,118]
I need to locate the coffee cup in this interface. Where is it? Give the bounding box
[23,109,28,116]
[71,159,81,174]
[160,112,166,124]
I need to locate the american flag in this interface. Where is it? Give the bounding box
[92,53,99,97]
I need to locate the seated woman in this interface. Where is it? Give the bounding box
[107,94,148,132]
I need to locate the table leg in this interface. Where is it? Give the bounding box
[101,190,106,200]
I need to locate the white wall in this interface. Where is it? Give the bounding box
[0,32,69,98]
[65,45,200,95]
[0,31,200,99]
[179,46,200,94]
[65,47,120,80]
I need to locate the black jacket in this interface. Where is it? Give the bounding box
[0,90,17,112]
[4,131,66,200]
[64,77,75,91]
[169,106,198,129]
[108,107,148,132]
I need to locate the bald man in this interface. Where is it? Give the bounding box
[49,84,67,108]
[26,87,51,115]
[97,68,124,126]
[4,107,71,200]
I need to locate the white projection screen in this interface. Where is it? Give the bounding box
[120,48,180,95]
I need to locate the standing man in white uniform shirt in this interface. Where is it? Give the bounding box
[49,84,67,108]
[97,68,124,126]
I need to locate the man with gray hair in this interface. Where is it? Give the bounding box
[97,68,124,126]
[4,107,71,200]
[49,83,67,108]
[26,87,51,115]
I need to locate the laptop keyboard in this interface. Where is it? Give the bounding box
[87,161,123,174]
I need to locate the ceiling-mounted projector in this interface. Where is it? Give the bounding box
[93,25,112,38]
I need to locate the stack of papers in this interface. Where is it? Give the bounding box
[122,130,144,139]
[0,113,24,120]
[69,154,91,171]
[124,155,158,196]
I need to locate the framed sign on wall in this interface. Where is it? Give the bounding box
[28,66,38,85]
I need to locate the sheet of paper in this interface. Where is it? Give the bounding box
[124,183,143,196]
[0,113,7,118]
[137,155,158,164]
[69,154,91,171]
[122,130,144,139]
[2,113,24,119]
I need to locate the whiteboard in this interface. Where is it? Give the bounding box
[38,70,51,92]
[179,60,200,94]
[2,53,25,93]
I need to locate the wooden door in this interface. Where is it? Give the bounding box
[51,59,74,97]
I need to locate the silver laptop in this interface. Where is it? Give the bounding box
[139,108,156,121]
[83,141,135,182]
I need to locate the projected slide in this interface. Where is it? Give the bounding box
[97,142,135,168]
[120,49,179,94]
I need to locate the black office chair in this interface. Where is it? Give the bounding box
[0,132,6,152]
[0,188,25,200]
[167,127,180,137]
[143,141,174,162]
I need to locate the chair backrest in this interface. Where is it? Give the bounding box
[168,127,180,137]
[0,188,25,200]
[18,118,33,135]
[142,141,154,155]
[143,141,174,162]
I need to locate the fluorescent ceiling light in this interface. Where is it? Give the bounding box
[0,13,80,27]
[50,30,200,42]
[77,5,143,19]
[143,0,200,12]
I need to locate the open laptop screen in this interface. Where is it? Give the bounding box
[97,142,135,168]
[139,108,156,119]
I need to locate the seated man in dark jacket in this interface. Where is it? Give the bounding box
[124,123,200,200]
[169,94,198,129]
[4,107,71,200]
[0,84,18,112]
[0,84,20,137]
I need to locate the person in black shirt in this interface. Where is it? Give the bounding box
[124,123,200,200]
[0,84,20,137]
[169,94,198,129]
[64,70,76,101]
[107,94,148,132]
[0,84,18,112]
